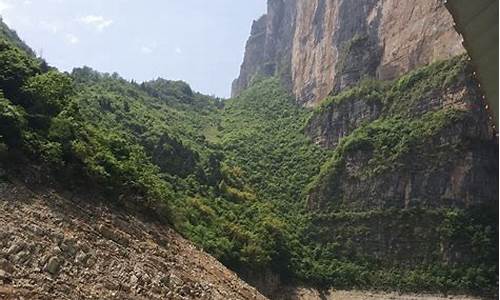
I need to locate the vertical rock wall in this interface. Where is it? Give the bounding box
[232,0,464,106]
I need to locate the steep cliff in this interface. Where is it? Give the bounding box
[223,65,498,297]
[1,4,497,299]
[232,0,297,97]
[299,56,498,296]
[232,0,464,106]
[306,56,497,210]
[231,2,497,297]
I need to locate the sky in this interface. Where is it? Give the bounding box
[0,0,267,98]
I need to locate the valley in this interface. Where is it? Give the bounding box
[0,1,498,299]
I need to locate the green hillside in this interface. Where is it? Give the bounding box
[0,19,496,297]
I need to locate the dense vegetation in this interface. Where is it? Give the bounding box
[0,20,496,297]
[0,27,323,281]
[300,56,498,295]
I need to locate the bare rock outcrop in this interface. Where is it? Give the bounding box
[232,0,464,106]
[305,57,497,211]
[0,177,267,300]
[232,0,297,97]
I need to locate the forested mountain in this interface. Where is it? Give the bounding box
[0,17,36,56]
[0,2,497,299]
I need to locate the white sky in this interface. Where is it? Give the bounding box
[0,0,267,98]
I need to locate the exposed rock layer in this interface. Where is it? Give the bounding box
[232,0,464,106]
[299,57,498,285]
[0,173,267,300]
[305,58,498,211]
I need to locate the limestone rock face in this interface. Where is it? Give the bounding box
[232,0,297,97]
[376,0,465,81]
[305,96,383,149]
[305,58,498,211]
[232,0,464,106]
[300,57,498,280]
[231,15,269,98]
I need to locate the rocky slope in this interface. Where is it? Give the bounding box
[0,168,266,300]
[275,288,483,300]
[0,170,487,300]
[232,0,464,106]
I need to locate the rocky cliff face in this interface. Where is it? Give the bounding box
[305,56,498,211]
[301,56,498,282]
[233,3,497,296]
[232,0,464,106]
[232,0,297,97]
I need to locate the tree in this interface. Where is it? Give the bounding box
[21,70,74,117]
[0,93,26,145]
[0,40,40,101]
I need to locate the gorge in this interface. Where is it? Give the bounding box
[0,1,497,299]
